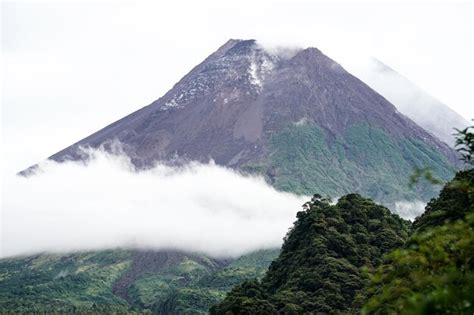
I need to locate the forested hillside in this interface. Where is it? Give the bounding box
[210,194,411,314]
[0,249,279,314]
[361,168,474,314]
[211,168,474,314]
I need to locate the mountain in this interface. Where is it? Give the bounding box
[39,39,458,205]
[210,194,411,314]
[353,58,471,147]
[4,39,463,314]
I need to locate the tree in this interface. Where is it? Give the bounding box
[454,122,474,165]
[361,124,474,314]
[210,194,409,314]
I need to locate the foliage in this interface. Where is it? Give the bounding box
[361,214,474,315]
[210,280,278,315]
[361,169,474,314]
[0,249,277,314]
[210,194,410,314]
[268,123,455,205]
[412,169,474,232]
[454,123,474,165]
[197,250,279,291]
[153,288,225,315]
[408,167,443,188]
[0,250,134,313]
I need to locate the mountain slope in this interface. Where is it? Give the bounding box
[353,58,471,147]
[210,194,411,314]
[0,249,279,314]
[41,39,458,205]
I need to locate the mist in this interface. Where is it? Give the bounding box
[345,58,471,146]
[1,149,308,258]
[393,200,426,221]
[1,145,432,259]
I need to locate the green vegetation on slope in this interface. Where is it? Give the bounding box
[212,170,474,314]
[361,214,474,315]
[212,126,473,314]
[412,169,474,232]
[0,250,137,314]
[210,194,410,314]
[268,123,455,203]
[0,249,279,314]
[360,169,474,315]
[197,249,280,292]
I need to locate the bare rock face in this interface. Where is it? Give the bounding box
[45,39,459,204]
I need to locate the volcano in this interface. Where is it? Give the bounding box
[6,39,465,314]
[42,39,457,203]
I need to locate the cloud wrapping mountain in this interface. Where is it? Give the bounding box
[3,146,430,259]
[2,148,307,258]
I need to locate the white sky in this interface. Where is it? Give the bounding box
[1,0,473,175]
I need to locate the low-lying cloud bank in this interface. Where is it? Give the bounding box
[1,148,428,259]
[1,149,308,258]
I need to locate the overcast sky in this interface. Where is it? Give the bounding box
[1,1,473,174]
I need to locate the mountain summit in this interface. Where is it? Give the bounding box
[45,39,457,204]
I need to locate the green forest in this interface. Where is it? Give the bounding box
[211,170,474,314]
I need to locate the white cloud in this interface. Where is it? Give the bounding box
[1,146,426,258]
[1,148,308,258]
[393,200,426,221]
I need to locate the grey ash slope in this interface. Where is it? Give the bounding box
[48,39,458,204]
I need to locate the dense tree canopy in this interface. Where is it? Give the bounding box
[210,194,410,314]
[212,165,474,315]
[412,169,474,232]
[361,169,474,315]
[0,249,278,314]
